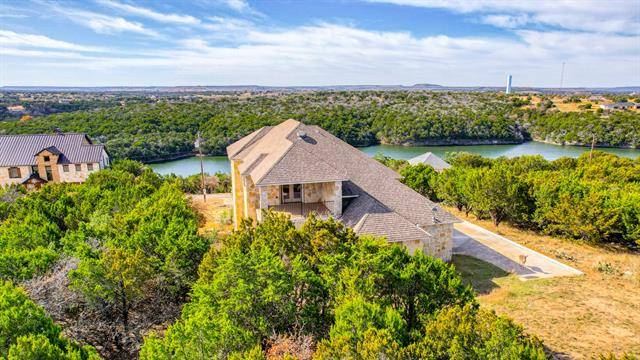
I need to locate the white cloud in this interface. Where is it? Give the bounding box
[9,23,635,87]
[198,16,256,41]
[1,47,89,59]
[96,0,200,25]
[367,0,640,34]
[50,5,158,36]
[216,0,251,12]
[0,30,106,52]
[480,14,529,29]
[0,14,28,19]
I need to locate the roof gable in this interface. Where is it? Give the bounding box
[35,146,62,156]
[232,119,301,183]
[408,152,451,170]
[257,141,348,185]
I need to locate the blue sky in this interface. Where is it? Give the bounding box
[1,0,639,87]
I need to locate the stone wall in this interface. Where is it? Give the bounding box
[303,183,322,203]
[36,150,60,182]
[244,176,259,223]
[422,223,453,261]
[0,166,31,186]
[266,185,281,206]
[303,182,336,203]
[398,239,424,256]
[0,162,104,187]
[58,163,98,183]
[394,223,452,261]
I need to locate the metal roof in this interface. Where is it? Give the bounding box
[0,133,106,166]
[408,152,452,170]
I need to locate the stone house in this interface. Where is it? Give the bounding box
[0,132,109,187]
[227,119,459,261]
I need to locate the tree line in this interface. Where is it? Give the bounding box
[2,92,637,162]
[0,91,554,161]
[377,151,640,249]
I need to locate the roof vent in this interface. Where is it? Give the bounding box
[297,130,307,139]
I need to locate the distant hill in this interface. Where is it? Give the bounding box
[1,84,638,94]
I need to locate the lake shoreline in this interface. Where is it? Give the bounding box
[143,152,196,164]
[148,141,640,176]
[143,139,637,165]
[379,138,526,147]
[531,137,639,149]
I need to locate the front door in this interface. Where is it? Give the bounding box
[282,184,302,203]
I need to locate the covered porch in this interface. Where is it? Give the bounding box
[257,181,342,221]
[269,201,334,219]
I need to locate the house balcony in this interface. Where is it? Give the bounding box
[269,201,334,219]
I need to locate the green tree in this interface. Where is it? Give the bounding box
[7,334,100,360]
[400,164,438,199]
[402,304,547,359]
[70,247,152,332]
[141,214,497,359]
[466,165,532,226]
[315,296,403,359]
[0,282,98,359]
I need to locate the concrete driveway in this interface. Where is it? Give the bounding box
[453,221,582,280]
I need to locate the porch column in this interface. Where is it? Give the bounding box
[257,185,269,222]
[242,176,250,220]
[333,181,342,217]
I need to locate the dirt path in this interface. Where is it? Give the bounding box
[453,221,582,280]
[187,193,233,235]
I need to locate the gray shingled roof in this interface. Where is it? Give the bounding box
[0,133,105,166]
[227,120,459,243]
[408,152,452,170]
[258,143,348,185]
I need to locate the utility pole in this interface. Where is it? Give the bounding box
[589,133,596,161]
[195,132,206,202]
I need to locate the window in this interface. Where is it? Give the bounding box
[45,166,53,181]
[43,156,50,162]
[87,163,94,171]
[63,165,69,172]
[31,166,38,174]
[75,164,82,171]
[281,184,303,203]
[8,167,21,179]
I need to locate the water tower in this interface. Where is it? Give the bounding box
[506,75,512,94]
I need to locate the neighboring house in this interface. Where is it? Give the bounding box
[6,105,25,112]
[599,102,638,110]
[0,132,109,187]
[408,152,451,172]
[227,119,459,260]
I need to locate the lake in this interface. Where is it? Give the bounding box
[149,141,640,176]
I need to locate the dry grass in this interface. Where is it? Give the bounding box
[448,207,640,359]
[187,193,233,236]
[523,95,639,113]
